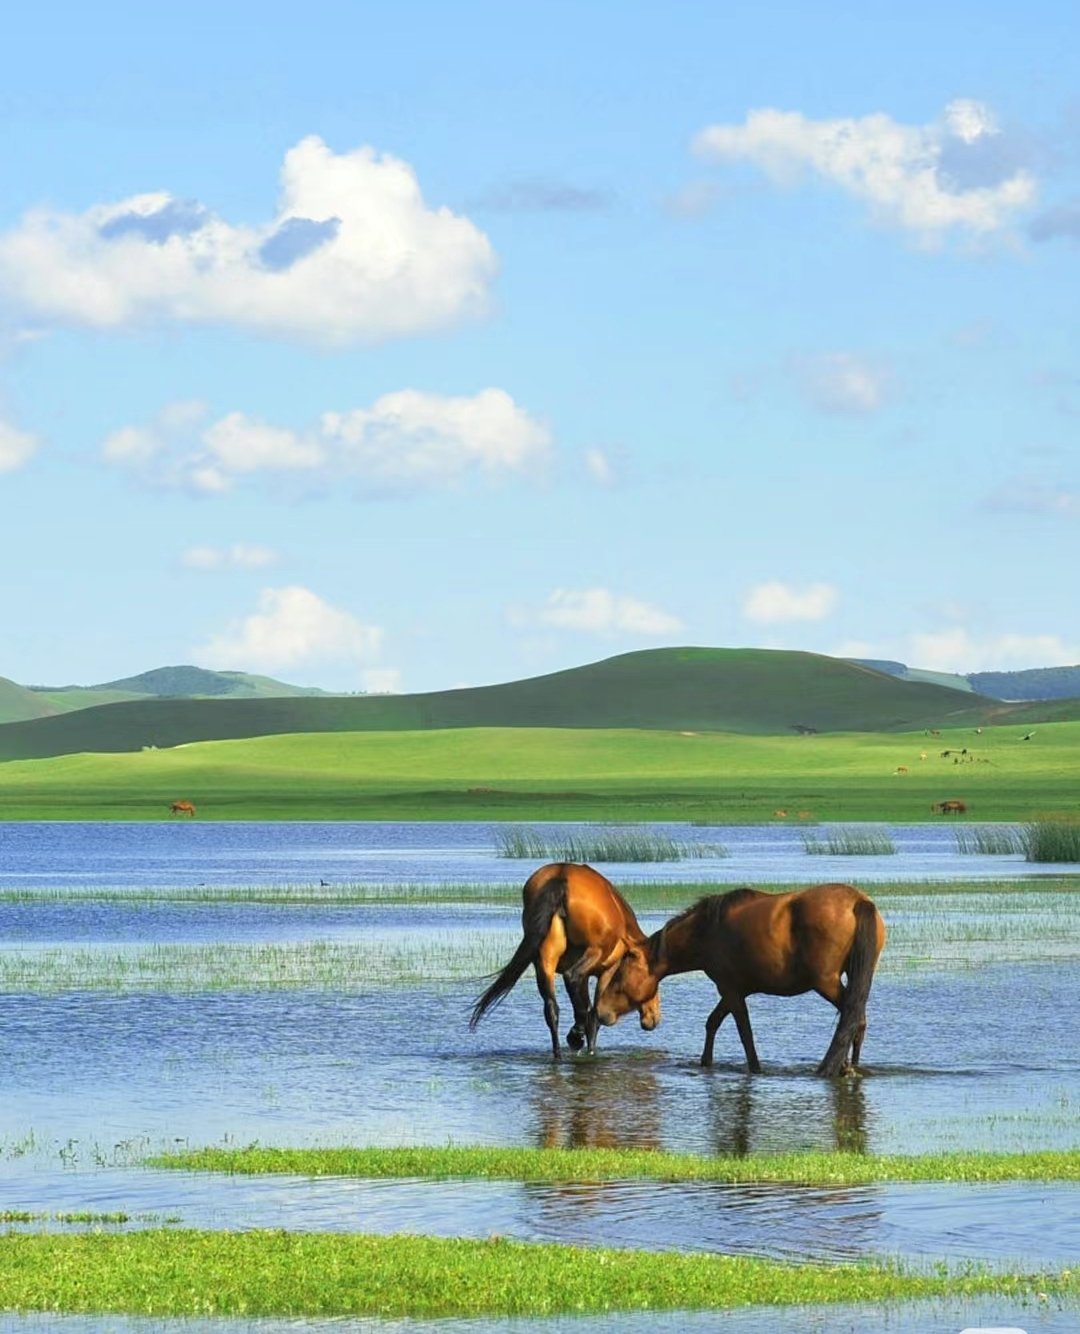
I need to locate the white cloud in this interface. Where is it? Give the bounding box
[794,352,890,415]
[0,136,496,345]
[518,587,683,636]
[910,628,1080,673]
[0,419,38,472]
[103,388,551,496]
[693,100,1035,241]
[194,586,383,674]
[182,544,277,570]
[583,447,616,486]
[743,581,838,624]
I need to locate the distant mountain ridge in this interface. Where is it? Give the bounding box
[851,658,1080,701]
[1,646,1077,762]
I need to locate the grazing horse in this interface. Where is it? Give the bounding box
[169,800,196,817]
[932,799,967,815]
[470,862,660,1059]
[595,883,886,1077]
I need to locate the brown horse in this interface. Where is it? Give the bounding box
[595,882,886,1077]
[169,800,196,817]
[932,799,967,814]
[470,862,660,1059]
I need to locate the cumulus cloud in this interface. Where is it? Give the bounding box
[0,419,38,472]
[181,544,278,570]
[194,586,383,674]
[743,581,838,624]
[0,136,496,344]
[516,587,683,636]
[102,388,551,497]
[793,352,890,415]
[910,628,1080,673]
[693,99,1035,241]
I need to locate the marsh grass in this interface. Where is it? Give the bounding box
[954,826,1024,855]
[157,1143,1080,1185]
[496,825,727,862]
[1023,820,1080,863]
[0,936,513,993]
[802,827,896,856]
[0,1230,1074,1317]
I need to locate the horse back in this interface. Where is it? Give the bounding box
[523,862,642,959]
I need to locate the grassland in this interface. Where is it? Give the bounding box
[157,1143,1080,1185]
[0,1230,1074,1317]
[0,718,1078,821]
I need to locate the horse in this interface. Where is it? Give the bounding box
[169,800,196,817]
[594,882,886,1078]
[932,799,966,814]
[469,862,660,1059]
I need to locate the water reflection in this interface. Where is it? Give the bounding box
[532,1059,663,1150]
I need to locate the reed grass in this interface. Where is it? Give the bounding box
[801,827,896,856]
[0,1230,1073,1317]
[1023,820,1080,863]
[954,826,1024,855]
[157,1143,1080,1185]
[496,825,727,862]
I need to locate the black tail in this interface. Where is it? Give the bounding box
[469,875,567,1029]
[818,899,880,1077]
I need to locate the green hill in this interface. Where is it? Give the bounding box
[33,664,334,708]
[0,676,61,725]
[2,646,1074,762]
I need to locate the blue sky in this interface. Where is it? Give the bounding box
[1,1,1077,692]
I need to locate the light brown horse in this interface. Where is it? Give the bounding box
[595,882,885,1077]
[932,799,967,814]
[169,800,197,817]
[470,862,660,1059]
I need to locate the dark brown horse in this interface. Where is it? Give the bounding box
[932,799,967,814]
[169,800,197,817]
[470,862,660,1059]
[594,882,885,1077]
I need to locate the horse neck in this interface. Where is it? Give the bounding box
[650,912,705,979]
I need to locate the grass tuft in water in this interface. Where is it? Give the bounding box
[1023,820,1080,863]
[155,1143,1080,1185]
[0,1230,1074,1317]
[954,826,1024,855]
[496,825,727,862]
[802,827,896,856]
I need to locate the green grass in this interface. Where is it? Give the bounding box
[496,825,726,861]
[955,826,1025,854]
[0,1230,1074,1317]
[802,827,896,855]
[1024,819,1080,863]
[155,1143,1080,1185]
[1,717,1079,821]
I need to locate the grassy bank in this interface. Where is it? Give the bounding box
[156,1144,1080,1185]
[0,721,1079,822]
[0,1230,1074,1317]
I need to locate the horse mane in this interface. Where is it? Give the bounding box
[668,887,761,937]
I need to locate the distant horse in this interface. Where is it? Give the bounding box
[169,800,196,817]
[470,863,660,1059]
[595,883,886,1078]
[894,766,909,775]
[932,799,967,815]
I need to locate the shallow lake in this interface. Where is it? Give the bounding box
[0,821,1076,1333]
[0,818,1073,887]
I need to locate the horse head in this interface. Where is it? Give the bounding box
[595,933,663,1029]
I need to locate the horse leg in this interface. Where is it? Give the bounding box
[816,974,856,1075]
[730,996,761,1074]
[583,961,621,1056]
[562,974,591,1051]
[535,933,565,1060]
[700,995,731,1067]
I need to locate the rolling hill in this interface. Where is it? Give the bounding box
[31,665,337,713]
[2,646,1076,762]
